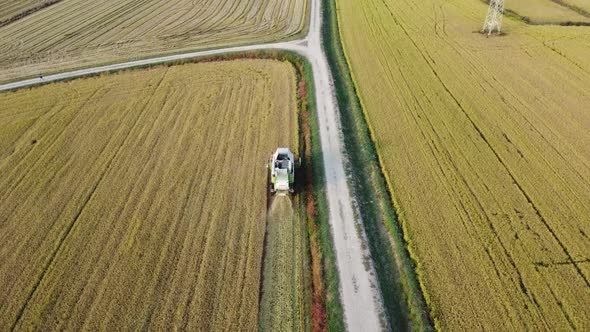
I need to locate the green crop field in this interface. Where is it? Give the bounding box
[337,0,590,330]
[0,0,307,83]
[0,59,302,330]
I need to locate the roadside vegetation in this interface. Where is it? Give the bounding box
[0,0,308,83]
[296,53,346,332]
[0,59,299,330]
[336,0,590,330]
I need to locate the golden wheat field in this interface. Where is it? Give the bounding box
[0,0,307,82]
[337,0,590,330]
[562,0,590,13]
[0,59,299,330]
[503,0,590,24]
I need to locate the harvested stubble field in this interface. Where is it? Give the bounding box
[0,59,299,330]
[0,0,307,83]
[0,0,61,24]
[337,0,590,330]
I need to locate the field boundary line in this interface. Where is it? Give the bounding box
[549,0,590,17]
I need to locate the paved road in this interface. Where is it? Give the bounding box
[0,0,388,330]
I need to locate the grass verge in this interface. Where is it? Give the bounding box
[288,51,345,332]
[322,0,434,330]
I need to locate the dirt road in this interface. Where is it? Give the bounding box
[0,0,388,330]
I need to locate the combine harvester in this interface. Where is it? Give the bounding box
[268,147,300,195]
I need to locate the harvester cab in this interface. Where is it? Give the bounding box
[269,148,299,194]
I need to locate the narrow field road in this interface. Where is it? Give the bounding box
[0,0,388,330]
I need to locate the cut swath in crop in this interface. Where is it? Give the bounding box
[259,196,307,332]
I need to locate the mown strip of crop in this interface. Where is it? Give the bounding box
[0,0,310,84]
[321,0,433,330]
[257,49,343,332]
[263,50,345,332]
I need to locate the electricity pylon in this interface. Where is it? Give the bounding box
[482,0,504,35]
